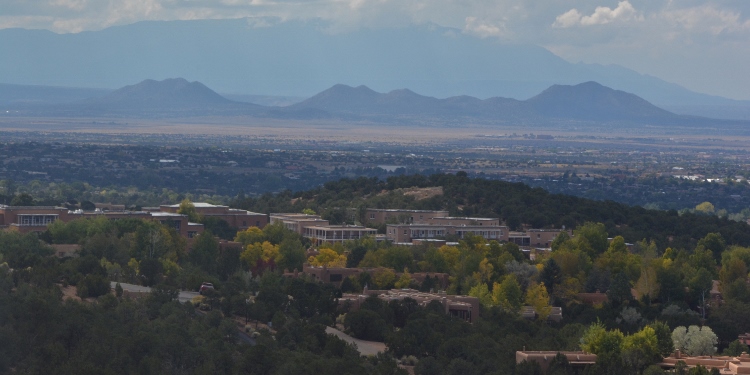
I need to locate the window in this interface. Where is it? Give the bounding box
[370,213,375,219]
[404,230,408,235]
[188,231,197,238]
[243,221,247,226]
[329,274,343,282]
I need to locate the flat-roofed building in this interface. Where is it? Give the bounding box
[269,213,330,235]
[527,229,571,248]
[304,224,377,243]
[339,288,480,322]
[160,202,267,230]
[428,216,500,226]
[365,209,449,225]
[0,205,74,233]
[386,223,508,243]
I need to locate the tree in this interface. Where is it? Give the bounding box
[277,238,306,272]
[672,326,718,356]
[394,270,413,289]
[308,248,346,267]
[574,222,609,256]
[344,309,388,341]
[177,198,201,222]
[649,321,674,358]
[540,258,562,294]
[189,231,219,274]
[468,283,493,308]
[688,268,714,319]
[607,272,632,307]
[524,282,551,320]
[580,322,624,374]
[10,193,34,206]
[373,268,396,290]
[695,202,715,215]
[235,226,266,246]
[621,326,661,374]
[493,274,523,313]
[723,340,750,356]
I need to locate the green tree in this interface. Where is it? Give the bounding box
[277,238,306,272]
[189,231,219,274]
[621,326,661,374]
[524,282,551,320]
[493,274,523,313]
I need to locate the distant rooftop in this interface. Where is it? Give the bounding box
[163,202,227,208]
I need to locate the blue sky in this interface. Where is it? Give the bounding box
[1,0,749,99]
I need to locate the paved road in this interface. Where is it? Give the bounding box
[110,282,199,303]
[325,326,387,356]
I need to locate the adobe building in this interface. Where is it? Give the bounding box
[160,202,267,230]
[364,209,449,225]
[659,350,750,374]
[339,288,480,323]
[515,351,597,372]
[428,216,500,226]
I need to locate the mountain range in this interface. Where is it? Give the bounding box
[1,78,744,129]
[1,18,749,120]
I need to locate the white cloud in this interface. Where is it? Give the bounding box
[463,16,508,38]
[553,1,642,28]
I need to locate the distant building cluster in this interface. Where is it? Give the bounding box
[0,202,266,239]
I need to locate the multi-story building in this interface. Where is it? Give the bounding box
[0,204,205,239]
[386,223,509,243]
[364,209,449,225]
[0,205,75,233]
[160,202,267,230]
[271,213,378,244]
[526,229,569,248]
[303,224,378,243]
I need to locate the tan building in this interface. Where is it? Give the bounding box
[340,288,480,323]
[365,209,449,225]
[386,223,509,243]
[659,350,750,374]
[160,202,267,230]
[527,229,570,248]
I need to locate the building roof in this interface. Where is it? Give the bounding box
[163,202,228,209]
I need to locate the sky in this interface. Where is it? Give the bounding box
[1,0,749,100]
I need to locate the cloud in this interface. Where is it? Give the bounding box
[463,16,508,38]
[659,5,750,36]
[553,1,642,28]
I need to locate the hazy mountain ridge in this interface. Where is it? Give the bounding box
[1,18,749,120]
[2,78,740,128]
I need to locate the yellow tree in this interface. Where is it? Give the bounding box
[308,248,347,267]
[240,241,279,269]
[493,274,523,313]
[235,227,266,246]
[525,282,552,321]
